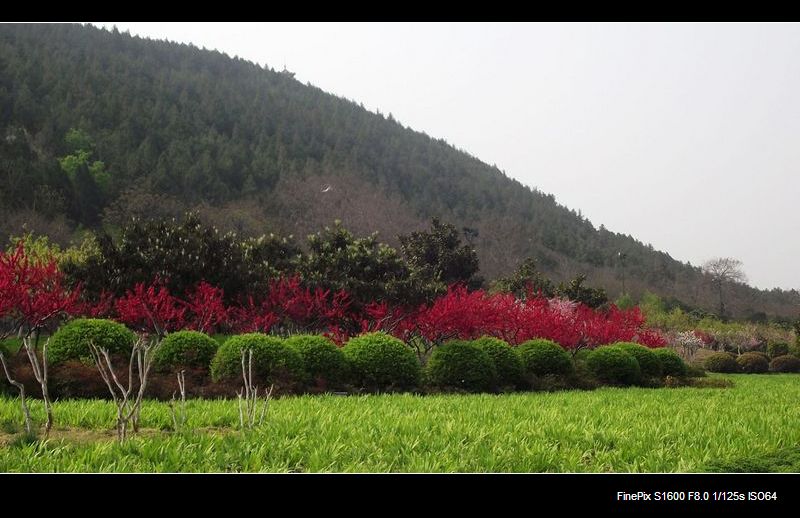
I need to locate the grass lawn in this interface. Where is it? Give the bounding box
[1,374,798,472]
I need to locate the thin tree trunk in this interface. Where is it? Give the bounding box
[23,338,53,437]
[0,352,32,435]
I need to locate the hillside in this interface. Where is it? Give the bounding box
[0,23,797,318]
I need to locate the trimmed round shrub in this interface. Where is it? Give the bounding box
[285,334,348,386]
[210,333,305,384]
[426,340,496,392]
[586,346,641,386]
[343,332,420,390]
[736,352,769,374]
[769,355,800,373]
[573,348,592,363]
[704,352,739,373]
[153,330,218,370]
[767,342,789,359]
[653,348,687,377]
[48,319,136,365]
[686,361,707,378]
[473,336,523,389]
[613,342,663,379]
[748,351,770,363]
[516,339,573,377]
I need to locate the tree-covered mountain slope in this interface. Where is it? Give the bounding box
[0,23,796,317]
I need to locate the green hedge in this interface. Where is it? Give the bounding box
[704,352,739,373]
[343,332,420,390]
[736,352,768,374]
[653,348,687,377]
[749,351,770,363]
[153,330,218,370]
[285,334,348,387]
[210,333,306,385]
[472,336,523,389]
[686,362,707,378]
[48,319,136,365]
[586,346,641,386]
[769,355,800,373]
[516,339,573,377]
[767,342,789,359]
[613,342,663,379]
[426,340,496,392]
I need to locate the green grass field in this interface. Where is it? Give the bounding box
[1,374,798,472]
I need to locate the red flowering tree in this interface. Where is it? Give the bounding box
[229,295,279,333]
[0,242,82,436]
[114,281,186,337]
[360,285,665,360]
[182,281,229,333]
[229,276,354,337]
[78,290,116,319]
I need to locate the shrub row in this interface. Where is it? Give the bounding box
[427,339,690,391]
[702,351,800,374]
[47,320,416,392]
[50,319,800,396]
[582,344,686,386]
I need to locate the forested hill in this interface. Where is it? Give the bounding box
[0,23,797,318]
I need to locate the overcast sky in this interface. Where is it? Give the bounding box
[101,22,800,291]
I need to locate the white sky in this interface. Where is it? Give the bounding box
[100,22,800,291]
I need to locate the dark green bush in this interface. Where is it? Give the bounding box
[586,346,641,386]
[153,330,218,370]
[210,333,305,385]
[426,340,496,392]
[472,336,523,389]
[613,342,663,379]
[686,362,707,378]
[48,319,136,365]
[67,214,299,304]
[571,360,601,390]
[767,342,789,359]
[573,348,593,363]
[737,352,769,374]
[653,348,687,377]
[516,339,573,377]
[343,332,420,390]
[769,355,800,373]
[285,334,348,387]
[748,351,770,363]
[704,352,739,373]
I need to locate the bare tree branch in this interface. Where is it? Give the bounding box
[22,336,53,437]
[89,335,161,442]
[168,369,187,431]
[702,257,747,318]
[237,349,273,429]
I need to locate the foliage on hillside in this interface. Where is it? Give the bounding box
[0,24,798,317]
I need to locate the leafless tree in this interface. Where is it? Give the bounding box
[0,334,55,438]
[236,349,273,429]
[21,336,53,436]
[702,257,747,318]
[88,335,160,442]
[167,370,187,432]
